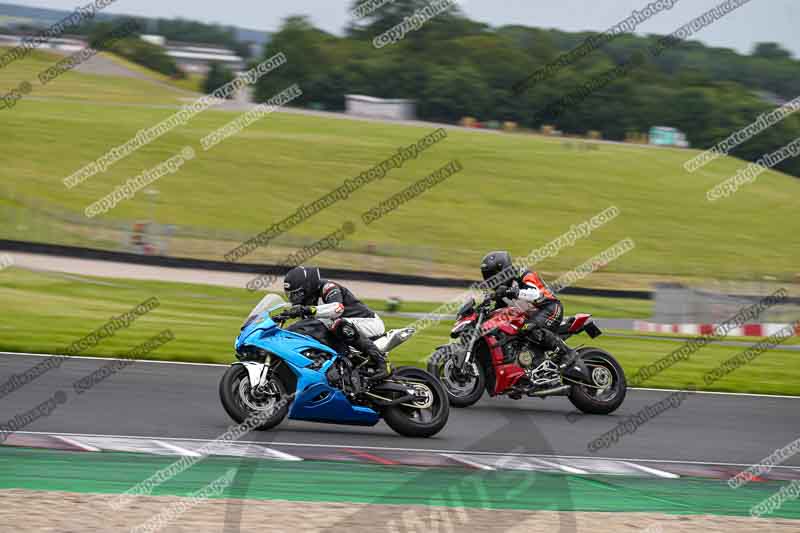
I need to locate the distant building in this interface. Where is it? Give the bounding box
[0,33,245,74]
[0,33,84,52]
[140,35,245,74]
[649,126,689,148]
[345,95,416,121]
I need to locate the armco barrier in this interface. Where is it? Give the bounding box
[0,239,651,298]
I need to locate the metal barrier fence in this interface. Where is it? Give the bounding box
[654,282,799,324]
[0,186,444,268]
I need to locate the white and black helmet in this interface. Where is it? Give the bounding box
[283,266,321,305]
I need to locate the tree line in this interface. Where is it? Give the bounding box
[54,0,800,177]
[248,1,800,177]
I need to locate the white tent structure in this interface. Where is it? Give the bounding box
[345,94,416,121]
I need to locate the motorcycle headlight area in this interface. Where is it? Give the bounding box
[450,321,471,338]
[236,345,271,362]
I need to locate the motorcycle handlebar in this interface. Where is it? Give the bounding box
[272,312,291,323]
[480,289,500,306]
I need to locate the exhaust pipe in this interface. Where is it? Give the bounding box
[527,384,571,397]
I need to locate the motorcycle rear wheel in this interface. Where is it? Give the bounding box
[382,367,450,438]
[567,348,626,415]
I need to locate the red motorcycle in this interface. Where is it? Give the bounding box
[427,291,626,412]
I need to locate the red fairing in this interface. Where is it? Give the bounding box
[568,313,592,333]
[481,307,526,335]
[485,336,525,394]
[451,313,477,335]
[485,335,505,366]
[455,313,477,327]
[494,363,526,394]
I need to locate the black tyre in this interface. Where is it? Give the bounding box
[427,346,485,408]
[219,364,290,430]
[382,367,450,438]
[568,348,627,415]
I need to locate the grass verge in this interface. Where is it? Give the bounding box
[0,268,797,395]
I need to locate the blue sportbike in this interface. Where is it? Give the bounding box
[220,294,449,437]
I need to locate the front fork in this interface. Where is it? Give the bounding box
[256,354,272,390]
[456,311,485,369]
[237,356,274,398]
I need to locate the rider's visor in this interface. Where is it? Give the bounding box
[285,287,305,304]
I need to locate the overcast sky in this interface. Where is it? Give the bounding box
[11,0,800,57]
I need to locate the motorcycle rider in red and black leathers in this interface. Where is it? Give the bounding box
[283,266,392,383]
[480,251,579,370]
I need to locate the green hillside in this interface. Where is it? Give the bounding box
[1,47,798,283]
[0,46,186,105]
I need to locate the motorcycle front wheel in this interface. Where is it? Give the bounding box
[219,364,290,430]
[428,346,485,408]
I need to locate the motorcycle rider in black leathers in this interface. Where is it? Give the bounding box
[479,251,580,370]
[283,266,392,383]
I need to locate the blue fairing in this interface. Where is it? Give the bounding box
[289,359,380,425]
[235,312,379,426]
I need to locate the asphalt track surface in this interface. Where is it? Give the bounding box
[1,353,798,469]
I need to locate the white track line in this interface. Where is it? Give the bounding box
[0,351,224,368]
[153,440,202,457]
[3,351,799,399]
[622,461,680,479]
[529,457,588,475]
[629,387,800,400]
[261,448,303,461]
[16,430,800,472]
[440,453,496,471]
[53,435,101,452]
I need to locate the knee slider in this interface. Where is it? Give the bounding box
[335,320,358,340]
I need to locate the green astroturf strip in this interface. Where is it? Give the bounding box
[1,447,799,518]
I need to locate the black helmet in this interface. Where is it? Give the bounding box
[480,251,513,281]
[283,266,321,305]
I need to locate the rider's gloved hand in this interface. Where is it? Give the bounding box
[287,305,316,318]
[496,286,519,299]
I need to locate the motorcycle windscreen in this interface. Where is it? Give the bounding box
[242,293,289,329]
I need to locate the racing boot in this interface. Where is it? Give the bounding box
[358,338,393,384]
[335,320,393,385]
[540,329,591,382]
[555,340,579,369]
